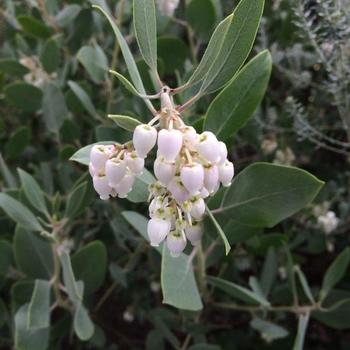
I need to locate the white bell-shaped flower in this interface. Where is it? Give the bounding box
[199,187,210,199]
[204,165,219,193]
[93,175,112,200]
[167,177,190,203]
[147,218,171,247]
[114,173,135,198]
[190,197,205,220]
[180,163,204,195]
[218,141,228,165]
[126,151,144,175]
[154,156,176,185]
[132,124,157,158]
[195,132,221,164]
[105,158,127,187]
[219,160,234,187]
[157,129,183,161]
[90,145,112,170]
[89,162,97,177]
[149,196,164,217]
[182,126,198,150]
[185,221,203,246]
[166,230,187,257]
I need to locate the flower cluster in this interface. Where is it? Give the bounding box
[88,90,234,257]
[156,0,180,17]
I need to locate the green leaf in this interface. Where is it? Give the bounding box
[14,227,54,279]
[205,50,272,140]
[77,45,108,83]
[42,83,68,133]
[15,304,49,350]
[18,168,48,216]
[5,126,31,159]
[55,4,81,27]
[133,0,157,71]
[64,181,88,219]
[293,314,310,350]
[207,276,270,306]
[127,169,155,203]
[17,15,52,39]
[295,266,315,304]
[157,37,189,74]
[161,244,203,311]
[260,248,277,297]
[206,205,231,255]
[27,280,51,329]
[0,153,18,188]
[187,15,232,87]
[0,298,7,327]
[218,163,324,227]
[4,82,42,112]
[250,318,289,342]
[109,70,143,97]
[0,240,13,276]
[71,241,107,294]
[11,281,35,312]
[0,193,43,232]
[70,141,117,165]
[319,248,350,302]
[108,114,141,131]
[68,80,100,120]
[74,300,95,341]
[60,250,83,304]
[40,38,60,73]
[186,0,216,41]
[199,0,265,93]
[0,59,29,77]
[92,5,155,114]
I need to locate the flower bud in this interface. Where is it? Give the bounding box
[185,221,203,246]
[199,187,210,199]
[89,162,97,177]
[204,164,219,193]
[114,173,135,198]
[93,175,112,200]
[166,230,187,257]
[167,177,190,203]
[190,197,205,220]
[126,151,144,175]
[196,132,221,164]
[219,160,234,187]
[154,156,176,185]
[105,158,127,187]
[157,129,183,161]
[218,141,228,165]
[90,145,112,170]
[147,218,171,247]
[180,163,204,195]
[133,124,157,158]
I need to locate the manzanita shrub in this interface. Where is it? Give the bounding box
[0,0,349,349]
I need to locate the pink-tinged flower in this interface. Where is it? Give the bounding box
[132,124,157,158]
[182,126,198,150]
[199,187,210,199]
[219,160,234,187]
[157,129,183,161]
[90,145,112,170]
[190,197,205,220]
[105,158,126,187]
[114,173,135,198]
[204,164,219,193]
[196,132,221,164]
[93,175,112,200]
[180,163,204,195]
[185,221,203,246]
[147,218,171,247]
[167,177,190,203]
[218,141,228,165]
[126,151,144,175]
[89,162,97,177]
[154,156,176,185]
[166,230,187,257]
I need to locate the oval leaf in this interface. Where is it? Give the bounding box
[108,114,141,131]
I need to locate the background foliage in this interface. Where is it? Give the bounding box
[0,0,349,349]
